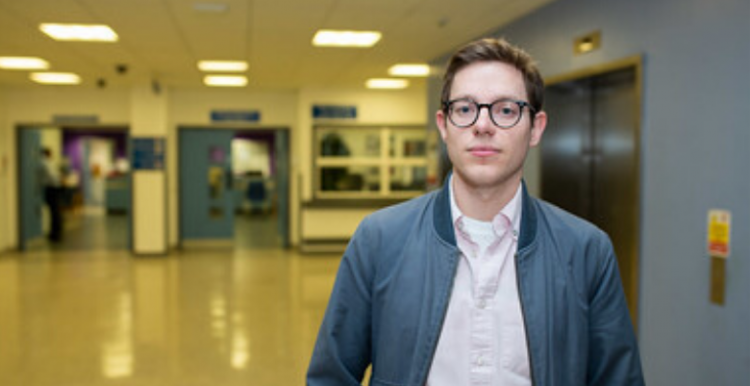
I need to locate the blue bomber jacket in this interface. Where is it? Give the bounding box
[307,181,645,386]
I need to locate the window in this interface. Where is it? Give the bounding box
[314,125,434,198]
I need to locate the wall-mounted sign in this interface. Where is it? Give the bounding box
[210,110,261,123]
[132,137,165,170]
[707,209,731,258]
[312,105,357,119]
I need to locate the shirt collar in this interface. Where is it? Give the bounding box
[449,175,523,240]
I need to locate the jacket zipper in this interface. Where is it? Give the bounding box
[419,250,461,386]
[516,251,537,386]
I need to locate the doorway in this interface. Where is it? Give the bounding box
[541,58,642,326]
[178,127,291,249]
[17,125,131,251]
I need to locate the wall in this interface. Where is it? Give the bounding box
[0,86,7,252]
[428,0,750,384]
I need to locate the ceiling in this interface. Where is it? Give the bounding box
[0,0,554,90]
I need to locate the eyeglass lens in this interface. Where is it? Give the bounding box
[448,99,524,128]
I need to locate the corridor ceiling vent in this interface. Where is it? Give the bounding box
[198,60,248,72]
[30,72,81,85]
[388,64,430,77]
[366,78,409,89]
[312,30,382,48]
[0,57,50,70]
[40,23,118,42]
[204,75,248,87]
[193,2,229,13]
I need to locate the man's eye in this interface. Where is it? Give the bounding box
[494,104,518,117]
[453,105,473,115]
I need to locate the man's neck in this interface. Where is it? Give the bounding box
[451,174,521,222]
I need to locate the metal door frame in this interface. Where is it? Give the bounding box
[15,123,131,251]
[544,56,643,329]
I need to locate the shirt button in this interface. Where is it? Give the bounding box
[476,356,485,366]
[477,299,487,309]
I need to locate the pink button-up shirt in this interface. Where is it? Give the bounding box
[426,178,531,386]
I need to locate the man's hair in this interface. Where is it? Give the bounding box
[441,37,544,115]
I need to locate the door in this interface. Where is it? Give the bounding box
[19,128,43,249]
[541,66,640,324]
[180,129,235,241]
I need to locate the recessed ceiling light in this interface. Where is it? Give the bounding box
[40,23,118,42]
[388,64,430,77]
[0,57,50,70]
[366,78,409,89]
[313,30,382,48]
[30,72,81,85]
[204,75,248,87]
[198,60,248,72]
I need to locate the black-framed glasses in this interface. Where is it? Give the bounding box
[443,98,535,129]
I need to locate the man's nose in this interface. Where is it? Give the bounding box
[473,107,495,134]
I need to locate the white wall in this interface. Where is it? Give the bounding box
[232,139,271,177]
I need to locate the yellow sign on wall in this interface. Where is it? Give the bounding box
[707,209,731,258]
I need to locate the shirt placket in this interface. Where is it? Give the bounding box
[469,228,508,384]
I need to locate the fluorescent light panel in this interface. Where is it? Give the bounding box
[313,30,382,47]
[389,64,430,77]
[366,78,409,89]
[40,23,118,42]
[204,75,247,87]
[198,60,248,72]
[30,72,81,85]
[0,57,50,70]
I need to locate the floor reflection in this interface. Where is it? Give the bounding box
[0,246,340,386]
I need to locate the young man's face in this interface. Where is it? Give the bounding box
[436,61,546,191]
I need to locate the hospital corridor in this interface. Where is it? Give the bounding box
[0,0,748,385]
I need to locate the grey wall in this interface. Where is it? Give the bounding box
[428,0,750,384]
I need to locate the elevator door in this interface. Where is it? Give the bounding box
[541,67,640,323]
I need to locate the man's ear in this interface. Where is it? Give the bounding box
[529,111,547,147]
[436,109,448,141]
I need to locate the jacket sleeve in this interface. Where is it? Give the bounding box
[587,236,646,385]
[307,219,375,385]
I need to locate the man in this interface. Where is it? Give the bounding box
[307,38,644,385]
[40,147,63,242]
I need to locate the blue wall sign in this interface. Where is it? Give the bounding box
[312,105,357,119]
[132,137,165,170]
[210,110,261,123]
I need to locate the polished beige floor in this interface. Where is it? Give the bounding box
[0,212,342,386]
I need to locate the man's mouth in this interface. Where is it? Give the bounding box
[468,146,499,157]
